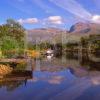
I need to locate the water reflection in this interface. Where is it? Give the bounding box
[0,52,99,100]
[0,71,32,91]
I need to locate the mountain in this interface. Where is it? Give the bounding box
[27,28,68,43]
[66,22,100,42]
[69,22,100,34]
[69,22,90,33]
[27,22,100,44]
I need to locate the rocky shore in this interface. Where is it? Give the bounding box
[0,64,13,75]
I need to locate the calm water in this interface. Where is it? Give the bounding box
[0,52,100,100]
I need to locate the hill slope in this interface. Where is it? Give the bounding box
[27,22,100,44]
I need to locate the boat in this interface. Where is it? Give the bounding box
[46,49,54,57]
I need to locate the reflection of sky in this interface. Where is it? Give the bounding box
[0,55,100,100]
[0,71,100,100]
[0,69,100,100]
[0,69,77,100]
[31,69,76,84]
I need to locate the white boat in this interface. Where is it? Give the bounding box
[46,49,54,56]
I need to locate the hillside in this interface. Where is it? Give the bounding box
[27,28,68,43]
[27,22,100,44]
[69,22,100,34]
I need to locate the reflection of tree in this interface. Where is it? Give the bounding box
[0,71,32,91]
[88,61,100,71]
[93,53,100,58]
[65,51,100,71]
[79,52,100,71]
[0,80,24,91]
[0,59,32,91]
[66,52,78,60]
[79,52,90,66]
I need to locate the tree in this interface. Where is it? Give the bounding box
[6,19,24,30]
[0,19,26,58]
[80,36,89,47]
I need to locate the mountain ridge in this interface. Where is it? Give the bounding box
[27,22,100,43]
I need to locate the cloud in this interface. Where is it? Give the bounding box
[17,15,100,26]
[49,0,92,20]
[48,76,64,84]
[92,15,100,23]
[17,16,63,25]
[49,0,100,24]
[47,16,63,25]
[32,0,57,14]
[18,18,39,24]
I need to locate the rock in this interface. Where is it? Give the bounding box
[0,64,13,75]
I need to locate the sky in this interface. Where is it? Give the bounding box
[0,0,100,29]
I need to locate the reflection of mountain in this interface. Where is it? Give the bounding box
[33,56,80,72]
[27,22,100,43]
[0,71,32,91]
[33,52,100,72]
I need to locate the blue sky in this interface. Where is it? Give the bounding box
[0,0,100,29]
